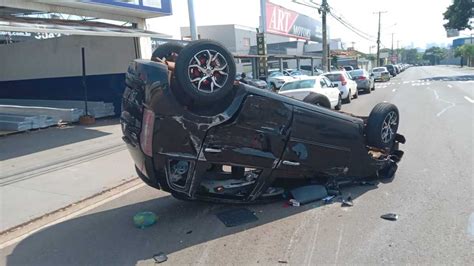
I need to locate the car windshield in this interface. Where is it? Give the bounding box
[269,72,284,77]
[280,79,315,91]
[372,68,385,72]
[350,70,365,77]
[291,71,303,76]
[324,73,342,82]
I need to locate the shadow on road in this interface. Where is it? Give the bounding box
[6,182,381,265]
[0,119,117,161]
[422,75,474,82]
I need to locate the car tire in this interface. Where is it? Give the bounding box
[371,82,375,90]
[303,93,331,109]
[335,95,342,110]
[271,82,277,92]
[174,39,236,105]
[366,103,399,150]
[366,87,371,94]
[343,90,351,103]
[353,89,359,99]
[151,42,184,62]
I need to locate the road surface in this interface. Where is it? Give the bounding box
[1,66,472,265]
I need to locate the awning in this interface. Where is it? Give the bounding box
[0,15,171,38]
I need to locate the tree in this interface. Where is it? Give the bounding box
[455,44,474,66]
[423,47,448,65]
[443,0,473,30]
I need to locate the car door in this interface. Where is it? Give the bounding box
[199,94,292,169]
[320,76,339,103]
[272,106,354,179]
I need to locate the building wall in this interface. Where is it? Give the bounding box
[0,35,137,113]
[0,35,135,81]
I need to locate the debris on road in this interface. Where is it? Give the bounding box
[381,213,399,221]
[152,252,168,263]
[133,211,157,229]
[289,199,300,207]
[186,230,193,234]
[216,208,259,227]
[290,185,328,205]
[323,195,336,204]
[278,259,288,264]
[341,195,353,207]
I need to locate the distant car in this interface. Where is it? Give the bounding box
[384,64,397,77]
[300,66,325,76]
[283,69,309,80]
[237,73,268,90]
[322,71,358,103]
[278,76,342,110]
[394,65,400,74]
[343,66,354,71]
[267,71,295,90]
[350,69,375,93]
[371,67,391,82]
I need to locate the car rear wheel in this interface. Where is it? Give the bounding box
[335,95,342,110]
[366,86,371,94]
[366,103,399,150]
[303,93,331,109]
[174,40,236,105]
[343,90,352,103]
[353,89,359,98]
[151,42,183,62]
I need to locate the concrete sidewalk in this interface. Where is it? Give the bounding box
[0,119,136,232]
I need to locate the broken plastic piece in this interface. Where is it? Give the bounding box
[216,208,259,227]
[289,199,300,207]
[290,185,328,205]
[133,211,157,229]
[381,213,398,221]
[323,195,336,204]
[153,252,168,263]
[341,196,353,207]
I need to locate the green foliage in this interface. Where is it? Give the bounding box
[398,48,422,64]
[443,0,473,30]
[423,46,448,65]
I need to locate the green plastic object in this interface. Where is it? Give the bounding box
[133,211,157,229]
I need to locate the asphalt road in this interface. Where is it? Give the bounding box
[1,66,473,265]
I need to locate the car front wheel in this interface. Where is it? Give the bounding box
[366,103,399,150]
[335,95,342,110]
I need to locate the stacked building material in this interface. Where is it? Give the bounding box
[0,113,56,132]
[0,99,115,118]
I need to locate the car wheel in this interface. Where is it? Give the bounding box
[271,82,277,92]
[335,95,342,110]
[343,90,351,103]
[303,93,331,109]
[371,82,375,90]
[174,39,236,105]
[366,86,371,94]
[151,42,184,62]
[366,103,399,150]
[353,89,359,99]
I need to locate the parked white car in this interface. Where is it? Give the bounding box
[322,71,358,103]
[283,69,309,80]
[267,71,295,90]
[278,76,342,110]
[371,67,391,82]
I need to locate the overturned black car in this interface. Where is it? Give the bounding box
[121,40,405,203]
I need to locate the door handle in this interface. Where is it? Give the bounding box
[282,160,300,166]
[205,148,222,153]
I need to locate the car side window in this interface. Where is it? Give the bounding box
[299,79,315,88]
[323,77,333,88]
[319,79,328,88]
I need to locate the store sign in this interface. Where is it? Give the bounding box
[265,1,322,41]
[88,0,172,15]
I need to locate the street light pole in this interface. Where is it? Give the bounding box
[187,0,198,40]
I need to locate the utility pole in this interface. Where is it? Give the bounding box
[374,11,387,67]
[391,33,394,63]
[321,0,329,72]
[187,0,198,40]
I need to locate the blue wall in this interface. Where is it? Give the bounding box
[0,73,125,115]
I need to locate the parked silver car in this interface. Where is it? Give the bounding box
[350,69,375,93]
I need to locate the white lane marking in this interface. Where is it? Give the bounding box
[447,84,453,88]
[304,210,321,266]
[464,96,474,103]
[333,224,344,265]
[392,89,397,92]
[468,213,474,238]
[403,81,409,84]
[0,182,146,249]
[427,87,456,117]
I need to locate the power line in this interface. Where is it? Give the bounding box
[328,12,376,42]
[327,7,376,40]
